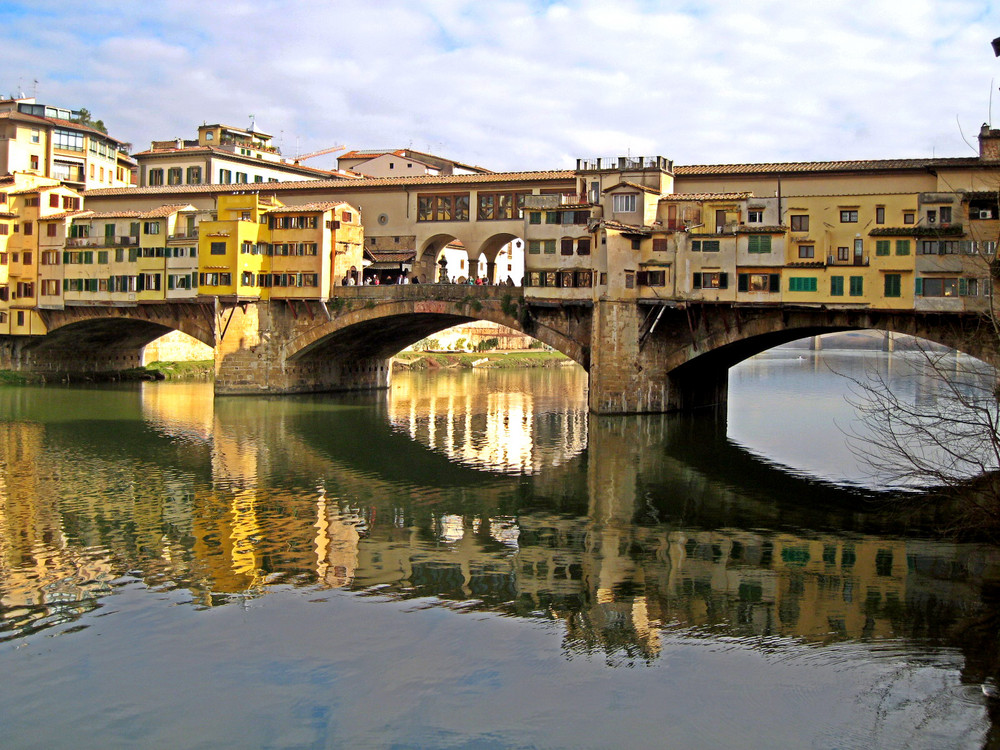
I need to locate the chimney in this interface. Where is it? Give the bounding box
[979,123,1000,160]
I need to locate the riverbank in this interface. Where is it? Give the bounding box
[0,359,214,385]
[392,350,572,370]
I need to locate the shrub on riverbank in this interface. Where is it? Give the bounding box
[0,360,214,385]
[393,350,571,370]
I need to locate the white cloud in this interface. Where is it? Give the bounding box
[2,0,999,170]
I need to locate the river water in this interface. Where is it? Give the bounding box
[1,349,998,749]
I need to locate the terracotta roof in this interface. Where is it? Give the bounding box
[659,192,753,201]
[674,157,982,176]
[37,209,89,221]
[266,201,350,213]
[736,225,785,233]
[603,180,662,194]
[140,203,196,218]
[81,210,142,219]
[0,111,126,145]
[786,261,825,268]
[370,251,416,263]
[602,220,651,235]
[83,170,576,198]
[0,211,17,218]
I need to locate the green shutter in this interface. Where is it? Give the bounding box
[737,273,749,292]
[529,212,541,225]
[747,235,758,253]
[876,240,890,256]
[831,276,844,296]
[959,277,968,296]
[769,274,780,292]
[896,240,910,256]
[915,277,923,296]
[718,273,728,289]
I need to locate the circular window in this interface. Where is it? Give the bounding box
[377,213,389,225]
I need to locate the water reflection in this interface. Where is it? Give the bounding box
[0,367,997,744]
[386,367,589,473]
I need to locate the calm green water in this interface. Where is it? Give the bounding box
[0,352,998,749]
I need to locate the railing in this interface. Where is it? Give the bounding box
[66,235,139,248]
[576,156,672,172]
[168,232,198,242]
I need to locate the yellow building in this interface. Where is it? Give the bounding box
[0,172,84,335]
[197,195,364,301]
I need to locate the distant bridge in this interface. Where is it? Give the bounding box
[1,285,997,413]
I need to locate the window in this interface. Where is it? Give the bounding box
[577,238,591,255]
[46,223,57,237]
[903,212,915,224]
[235,172,248,183]
[528,241,540,254]
[875,206,885,224]
[830,276,844,296]
[637,270,667,286]
[788,277,817,292]
[22,252,31,265]
[895,240,910,256]
[849,276,864,296]
[747,235,771,253]
[41,279,60,295]
[219,169,232,184]
[186,166,202,184]
[148,168,164,186]
[926,209,937,224]
[561,238,574,256]
[167,168,183,185]
[416,193,470,222]
[52,128,84,151]
[652,238,668,253]
[940,206,952,223]
[210,242,227,255]
[529,212,541,225]
[49,194,59,208]
[798,245,815,259]
[790,215,809,231]
[612,193,638,213]
[884,274,901,298]
[0,224,6,236]
[840,210,858,223]
[30,128,39,144]
[690,240,720,252]
[477,191,528,220]
[30,155,39,170]
[917,277,959,297]
[693,272,727,289]
[837,246,850,261]
[747,209,763,223]
[875,240,890,256]
[143,221,160,235]
[737,273,780,292]
[23,222,32,236]
[631,238,641,250]
[543,240,556,254]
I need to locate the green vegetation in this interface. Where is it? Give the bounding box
[393,350,570,370]
[0,360,214,386]
[142,360,214,379]
[0,370,31,385]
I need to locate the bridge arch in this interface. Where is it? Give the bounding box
[0,303,217,377]
[636,305,1000,412]
[283,294,587,367]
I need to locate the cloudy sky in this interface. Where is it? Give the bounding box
[1,1,998,172]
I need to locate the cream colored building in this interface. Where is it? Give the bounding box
[0,97,134,190]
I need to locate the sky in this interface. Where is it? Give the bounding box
[1,0,999,173]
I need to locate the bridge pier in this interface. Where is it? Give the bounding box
[214,301,391,395]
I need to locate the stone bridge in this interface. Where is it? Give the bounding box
[1,285,998,413]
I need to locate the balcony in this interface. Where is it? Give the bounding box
[523,193,589,210]
[66,235,139,248]
[168,232,198,243]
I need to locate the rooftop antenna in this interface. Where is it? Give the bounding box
[32,79,38,98]
[248,113,255,132]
